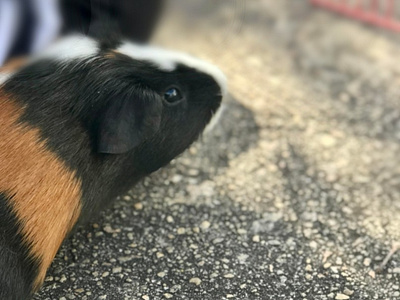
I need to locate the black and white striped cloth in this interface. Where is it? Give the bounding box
[0,0,61,66]
[0,0,164,67]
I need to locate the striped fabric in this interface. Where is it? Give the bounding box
[0,0,165,67]
[0,0,61,66]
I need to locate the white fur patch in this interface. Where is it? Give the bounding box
[117,42,228,96]
[30,36,227,96]
[117,43,176,71]
[0,72,11,85]
[36,35,98,62]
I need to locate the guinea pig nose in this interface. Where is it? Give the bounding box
[163,87,183,104]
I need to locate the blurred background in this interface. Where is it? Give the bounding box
[2,0,400,299]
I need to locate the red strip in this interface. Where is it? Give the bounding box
[310,0,400,32]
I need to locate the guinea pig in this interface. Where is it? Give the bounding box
[0,34,227,300]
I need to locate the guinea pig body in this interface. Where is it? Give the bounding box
[0,35,226,299]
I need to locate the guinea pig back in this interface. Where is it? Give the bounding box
[0,93,82,298]
[0,35,226,299]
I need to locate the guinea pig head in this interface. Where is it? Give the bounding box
[86,41,227,173]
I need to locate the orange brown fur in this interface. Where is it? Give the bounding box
[104,50,118,59]
[0,91,82,290]
[0,57,28,73]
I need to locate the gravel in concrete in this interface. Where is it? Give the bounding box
[35,1,400,299]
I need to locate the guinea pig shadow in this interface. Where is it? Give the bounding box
[34,95,259,298]
[166,94,260,176]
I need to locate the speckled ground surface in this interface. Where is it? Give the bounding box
[34,1,400,299]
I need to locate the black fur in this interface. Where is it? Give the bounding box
[0,193,38,300]
[97,83,162,154]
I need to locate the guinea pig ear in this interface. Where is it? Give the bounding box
[97,89,162,154]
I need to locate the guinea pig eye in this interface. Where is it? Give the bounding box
[164,87,183,104]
